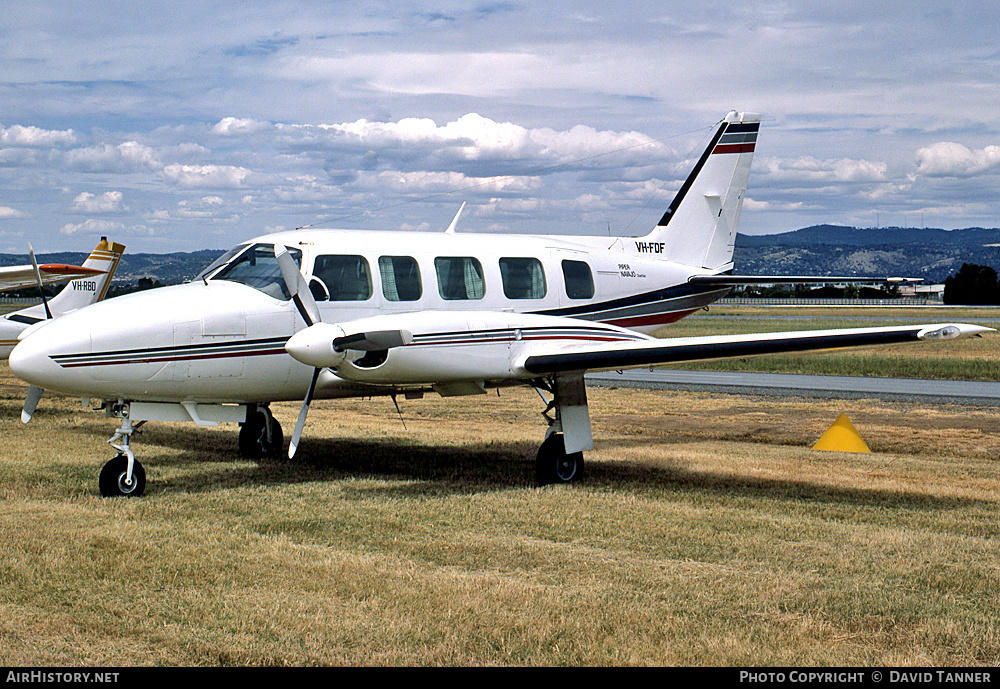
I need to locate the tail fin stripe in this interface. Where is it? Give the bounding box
[714,143,756,154]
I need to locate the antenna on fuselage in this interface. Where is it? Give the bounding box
[445,202,466,234]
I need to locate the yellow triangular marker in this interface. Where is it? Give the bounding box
[812,414,871,453]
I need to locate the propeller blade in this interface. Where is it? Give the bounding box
[333,329,413,352]
[21,384,44,424]
[274,245,321,327]
[289,367,321,459]
[28,244,53,320]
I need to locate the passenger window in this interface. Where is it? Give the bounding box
[311,255,372,301]
[499,257,546,299]
[562,260,594,299]
[378,256,422,301]
[435,257,485,300]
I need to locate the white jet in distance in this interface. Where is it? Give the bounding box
[9,112,992,497]
[1,237,125,358]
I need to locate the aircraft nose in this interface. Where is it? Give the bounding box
[9,329,60,389]
[9,317,93,394]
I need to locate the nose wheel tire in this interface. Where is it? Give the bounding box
[535,433,584,486]
[99,453,146,497]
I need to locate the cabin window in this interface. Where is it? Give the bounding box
[211,243,302,300]
[378,256,422,301]
[435,257,485,300]
[562,260,595,299]
[310,255,372,301]
[499,257,546,299]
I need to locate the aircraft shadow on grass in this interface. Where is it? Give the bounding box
[90,419,990,512]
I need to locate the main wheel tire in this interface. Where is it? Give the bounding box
[98,454,146,497]
[238,410,284,459]
[535,433,584,486]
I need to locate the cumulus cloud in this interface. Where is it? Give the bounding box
[65,141,161,173]
[0,206,28,219]
[757,155,888,183]
[162,164,250,188]
[915,142,1000,177]
[213,117,271,135]
[60,218,124,236]
[0,125,76,147]
[277,113,666,175]
[365,169,541,196]
[70,191,124,213]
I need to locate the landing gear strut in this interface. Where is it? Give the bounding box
[533,373,591,486]
[101,415,146,497]
[238,405,284,458]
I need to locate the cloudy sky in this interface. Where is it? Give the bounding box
[2,0,999,253]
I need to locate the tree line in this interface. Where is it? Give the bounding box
[943,263,1000,305]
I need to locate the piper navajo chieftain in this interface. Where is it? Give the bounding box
[9,112,992,496]
[1,237,125,358]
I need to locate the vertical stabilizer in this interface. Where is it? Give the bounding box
[647,111,759,270]
[18,238,125,319]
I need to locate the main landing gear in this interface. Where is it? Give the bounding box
[533,374,591,486]
[535,433,584,485]
[238,405,284,459]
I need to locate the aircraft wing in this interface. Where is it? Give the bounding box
[515,323,992,376]
[0,263,106,293]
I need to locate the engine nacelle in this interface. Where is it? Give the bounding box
[284,323,348,369]
[322,311,645,386]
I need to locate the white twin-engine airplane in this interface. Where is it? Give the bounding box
[9,112,993,497]
[1,237,125,359]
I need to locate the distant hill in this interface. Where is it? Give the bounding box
[3,225,999,286]
[0,249,226,286]
[734,226,1000,282]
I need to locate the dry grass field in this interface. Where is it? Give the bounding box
[1,303,998,666]
[2,346,1000,665]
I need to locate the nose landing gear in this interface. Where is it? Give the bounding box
[101,415,146,497]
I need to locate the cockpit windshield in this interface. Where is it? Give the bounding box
[207,243,303,300]
[195,244,249,282]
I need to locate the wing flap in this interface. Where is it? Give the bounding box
[518,323,992,376]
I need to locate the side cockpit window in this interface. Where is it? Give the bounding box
[210,243,302,300]
[309,255,372,301]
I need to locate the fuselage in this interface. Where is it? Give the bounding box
[9,228,730,403]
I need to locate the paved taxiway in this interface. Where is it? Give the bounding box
[587,369,1000,406]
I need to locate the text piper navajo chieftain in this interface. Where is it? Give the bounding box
[9,111,992,496]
